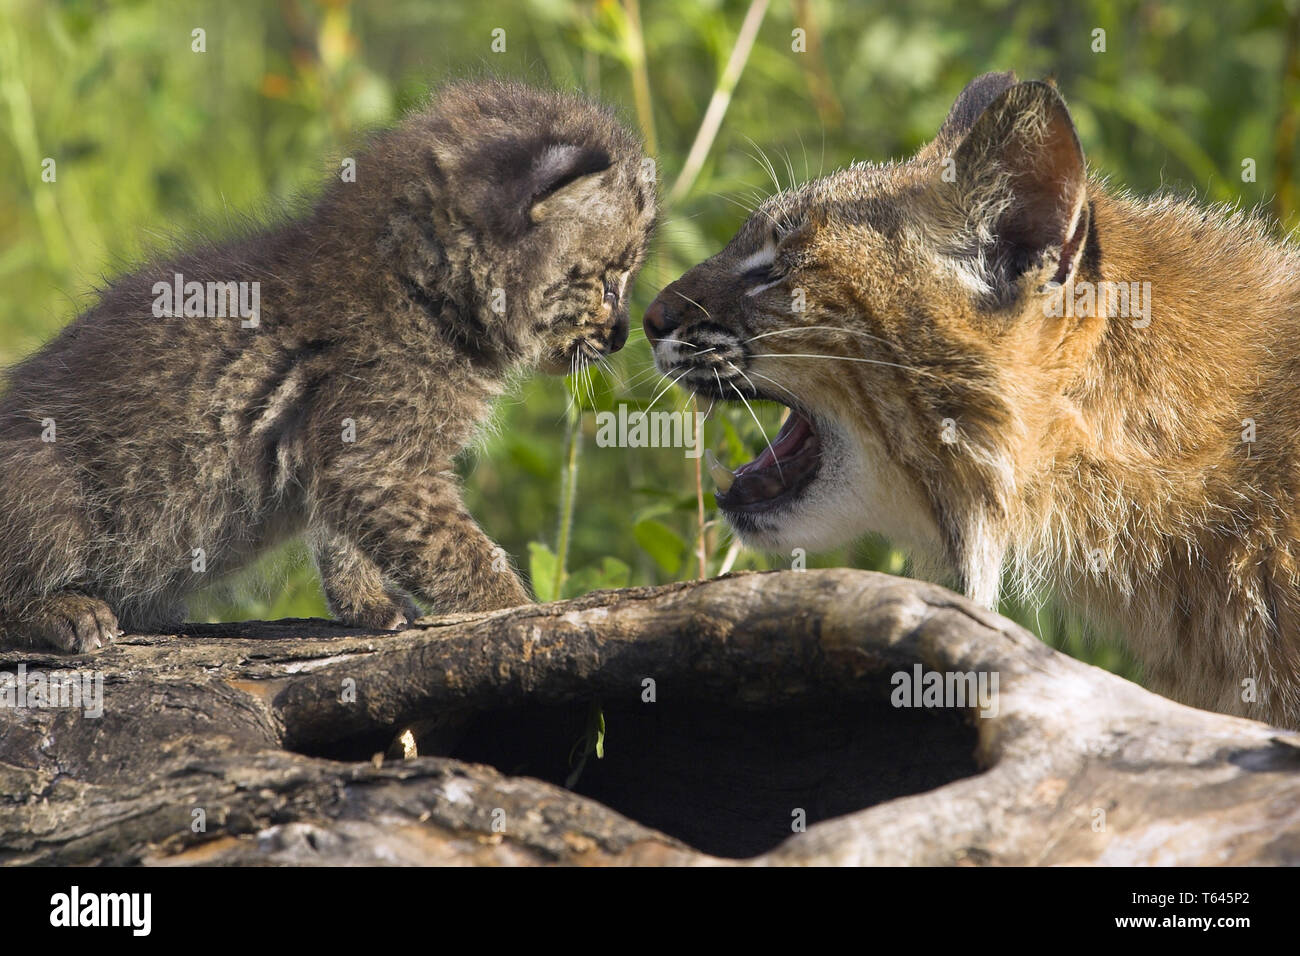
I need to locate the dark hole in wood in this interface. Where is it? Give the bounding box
[293,692,982,859]
[442,696,983,859]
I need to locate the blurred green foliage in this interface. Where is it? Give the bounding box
[3,0,1298,682]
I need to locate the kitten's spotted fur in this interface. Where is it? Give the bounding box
[0,80,655,651]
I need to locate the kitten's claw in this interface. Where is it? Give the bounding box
[11,593,120,654]
[333,594,419,632]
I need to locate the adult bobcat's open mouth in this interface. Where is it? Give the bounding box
[707,407,823,513]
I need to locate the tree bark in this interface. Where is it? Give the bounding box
[2,570,1298,865]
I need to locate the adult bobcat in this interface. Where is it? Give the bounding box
[646,72,1300,728]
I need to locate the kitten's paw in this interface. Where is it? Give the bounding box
[12,594,122,653]
[332,593,417,632]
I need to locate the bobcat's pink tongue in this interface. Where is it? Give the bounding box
[736,412,813,476]
[714,409,822,512]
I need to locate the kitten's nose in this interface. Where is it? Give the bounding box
[609,314,629,353]
[642,297,680,345]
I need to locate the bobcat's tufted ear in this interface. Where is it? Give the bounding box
[460,138,612,239]
[948,80,1089,294]
[937,71,1018,143]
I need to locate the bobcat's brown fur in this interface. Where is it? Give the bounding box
[647,72,1300,728]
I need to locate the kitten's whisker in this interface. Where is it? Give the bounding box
[594,353,622,390]
[561,353,580,421]
[574,351,585,411]
[576,350,588,409]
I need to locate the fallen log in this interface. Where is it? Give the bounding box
[2,569,1297,865]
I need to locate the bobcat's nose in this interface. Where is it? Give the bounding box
[642,297,681,345]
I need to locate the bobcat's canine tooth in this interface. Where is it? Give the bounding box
[705,449,735,493]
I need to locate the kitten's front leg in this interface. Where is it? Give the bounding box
[308,527,419,630]
[315,467,532,616]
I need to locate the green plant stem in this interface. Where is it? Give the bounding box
[792,0,843,129]
[1273,4,1300,228]
[553,405,581,599]
[620,0,657,156]
[666,0,769,206]
[0,20,69,271]
[693,395,707,579]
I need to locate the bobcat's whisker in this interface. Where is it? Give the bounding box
[645,368,691,413]
[743,326,894,349]
[719,191,786,232]
[672,290,713,320]
[620,347,717,397]
[725,360,764,403]
[718,193,758,216]
[780,147,798,194]
[756,352,940,379]
[620,364,670,390]
[743,135,783,195]
[739,367,804,409]
[729,381,783,482]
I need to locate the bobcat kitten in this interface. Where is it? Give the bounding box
[646,72,1300,728]
[0,80,655,651]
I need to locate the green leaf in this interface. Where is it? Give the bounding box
[528,541,559,603]
[718,416,747,467]
[506,438,553,480]
[597,556,631,589]
[634,518,686,576]
[632,502,675,525]
[560,555,631,599]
